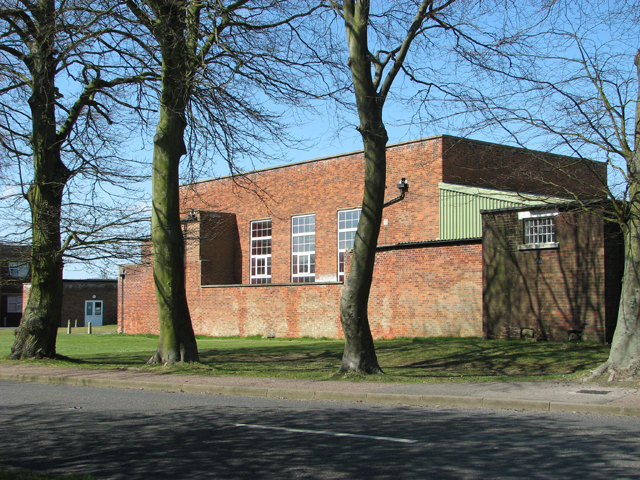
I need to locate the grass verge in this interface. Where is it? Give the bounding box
[0,326,610,383]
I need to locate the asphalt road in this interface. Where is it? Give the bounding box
[1,380,640,480]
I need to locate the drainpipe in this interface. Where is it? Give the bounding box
[119,268,125,333]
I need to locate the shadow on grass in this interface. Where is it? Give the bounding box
[1,331,610,382]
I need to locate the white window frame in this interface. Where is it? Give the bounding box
[250,219,272,284]
[6,295,22,313]
[292,214,315,283]
[518,209,559,250]
[337,208,361,281]
[8,262,28,278]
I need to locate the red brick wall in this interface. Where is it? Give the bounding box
[442,136,606,198]
[482,209,621,341]
[120,135,606,340]
[120,241,483,339]
[22,280,118,327]
[60,280,118,327]
[368,241,483,338]
[181,137,445,284]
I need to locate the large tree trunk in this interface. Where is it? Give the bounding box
[607,222,640,370]
[11,155,67,359]
[11,0,68,359]
[592,50,640,380]
[147,1,198,364]
[339,132,386,373]
[338,0,384,373]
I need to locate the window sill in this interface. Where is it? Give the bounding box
[517,242,559,251]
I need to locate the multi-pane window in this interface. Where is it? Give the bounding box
[292,214,315,283]
[517,209,559,251]
[524,217,555,244]
[250,220,272,284]
[338,208,361,281]
[6,295,22,313]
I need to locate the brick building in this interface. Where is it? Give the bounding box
[119,135,613,340]
[0,244,30,328]
[21,279,118,327]
[482,205,623,342]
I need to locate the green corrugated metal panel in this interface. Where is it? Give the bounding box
[438,183,560,240]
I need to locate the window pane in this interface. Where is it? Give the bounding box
[292,214,315,282]
[337,209,361,280]
[525,217,555,244]
[250,219,272,284]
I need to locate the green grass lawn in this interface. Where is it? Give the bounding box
[0,325,611,383]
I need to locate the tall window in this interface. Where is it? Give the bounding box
[338,208,361,281]
[250,220,272,284]
[292,214,315,283]
[6,295,22,313]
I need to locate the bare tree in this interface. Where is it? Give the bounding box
[329,0,482,373]
[0,0,154,358]
[449,1,640,379]
[124,0,325,364]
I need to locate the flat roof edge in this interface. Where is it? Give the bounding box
[185,135,448,186]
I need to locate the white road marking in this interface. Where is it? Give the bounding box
[235,423,418,444]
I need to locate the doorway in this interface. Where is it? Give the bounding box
[85,300,104,326]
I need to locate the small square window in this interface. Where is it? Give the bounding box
[524,217,555,244]
[517,209,559,250]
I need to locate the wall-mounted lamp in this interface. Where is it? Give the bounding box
[185,209,198,222]
[384,178,409,208]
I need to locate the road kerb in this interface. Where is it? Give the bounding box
[314,391,367,403]
[267,388,316,401]
[74,377,112,388]
[133,381,184,392]
[181,383,225,395]
[549,402,624,415]
[222,386,269,397]
[365,393,424,405]
[483,397,550,411]
[1,370,638,416]
[419,395,484,409]
[52,376,80,386]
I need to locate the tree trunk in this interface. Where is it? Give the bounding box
[339,132,386,373]
[606,222,640,372]
[10,155,67,359]
[338,0,384,374]
[591,50,640,380]
[148,2,199,364]
[11,0,68,359]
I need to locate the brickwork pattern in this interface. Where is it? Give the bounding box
[180,137,444,285]
[482,209,622,341]
[60,281,118,327]
[120,135,610,340]
[120,242,483,338]
[442,136,606,198]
